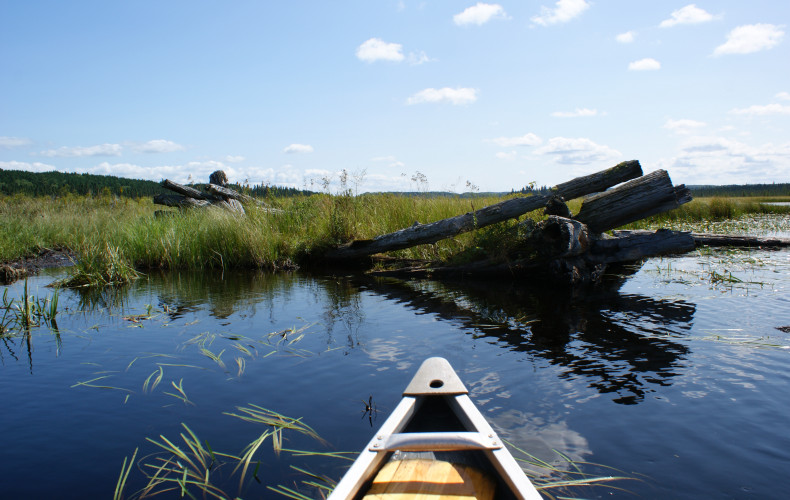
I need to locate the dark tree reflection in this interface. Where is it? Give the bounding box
[354,272,694,405]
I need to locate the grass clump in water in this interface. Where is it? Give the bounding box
[54,242,141,288]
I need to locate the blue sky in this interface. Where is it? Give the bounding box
[1,1,788,192]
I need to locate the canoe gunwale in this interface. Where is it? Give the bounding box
[327,357,543,500]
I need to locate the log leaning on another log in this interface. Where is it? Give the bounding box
[573,170,692,233]
[153,194,212,208]
[325,160,644,260]
[162,179,217,201]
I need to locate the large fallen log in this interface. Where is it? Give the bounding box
[153,194,212,208]
[370,226,697,284]
[326,161,643,260]
[162,179,217,201]
[573,170,692,233]
[593,230,696,262]
[690,233,790,248]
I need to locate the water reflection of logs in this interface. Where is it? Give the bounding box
[356,275,693,405]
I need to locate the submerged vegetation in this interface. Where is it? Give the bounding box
[1,189,789,286]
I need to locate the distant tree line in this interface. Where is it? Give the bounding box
[0,169,314,198]
[688,183,790,197]
[0,169,167,197]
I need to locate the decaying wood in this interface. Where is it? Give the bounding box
[573,170,692,233]
[595,230,696,263]
[206,183,257,204]
[161,179,216,201]
[551,160,642,200]
[153,194,211,208]
[154,172,255,214]
[326,161,644,260]
[370,226,698,284]
[691,233,790,248]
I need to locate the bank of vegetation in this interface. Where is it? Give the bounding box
[2,186,789,282]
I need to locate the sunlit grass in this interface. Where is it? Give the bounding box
[506,441,639,500]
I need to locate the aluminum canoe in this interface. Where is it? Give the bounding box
[328,357,543,499]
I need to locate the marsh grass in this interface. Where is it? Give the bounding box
[624,197,790,232]
[506,441,638,499]
[0,279,60,333]
[124,408,338,499]
[3,192,788,280]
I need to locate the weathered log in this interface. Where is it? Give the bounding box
[552,160,643,200]
[326,161,644,260]
[206,183,256,203]
[161,179,216,201]
[215,198,246,215]
[533,216,590,258]
[691,233,790,248]
[594,230,696,262]
[370,227,696,283]
[153,194,211,208]
[573,170,692,233]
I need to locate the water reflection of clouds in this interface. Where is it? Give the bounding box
[364,338,413,372]
[488,409,591,475]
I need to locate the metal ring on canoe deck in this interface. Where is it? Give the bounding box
[370,432,502,452]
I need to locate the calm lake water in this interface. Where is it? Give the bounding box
[2,246,790,499]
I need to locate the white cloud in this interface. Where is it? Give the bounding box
[487,133,542,147]
[495,151,518,160]
[660,135,790,184]
[0,136,32,149]
[531,0,590,27]
[665,119,707,134]
[628,58,661,71]
[659,4,714,28]
[132,139,184,153]
[776,92,790,101]
[0,160,57,172]
[729,103,790,116]
[533,137,621,165]
[283,143,314,154]
[39,143,123,157]
[407,50,431,65]
[406,87,478,105]
[713,24,784,56]
[616,31,635,43]
[453,3,509,26]
[371,155,405,168]
[551,108,598,118]
[356,38,404,62]
[225,155,245,163]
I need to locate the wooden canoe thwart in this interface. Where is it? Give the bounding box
[328,358,543,500]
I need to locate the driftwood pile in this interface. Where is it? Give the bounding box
[154,170,259,215]
[325,160,787,284]
[149,163,788,284]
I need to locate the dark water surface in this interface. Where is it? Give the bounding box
[2,248,789,499]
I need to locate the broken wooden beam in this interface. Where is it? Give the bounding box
[573,169,692,233]
[326,161,644,260]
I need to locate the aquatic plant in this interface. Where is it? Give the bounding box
[0,279,60,332]
[121,408,338,499]
[505,441,638,500]
[54,242,140,288]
